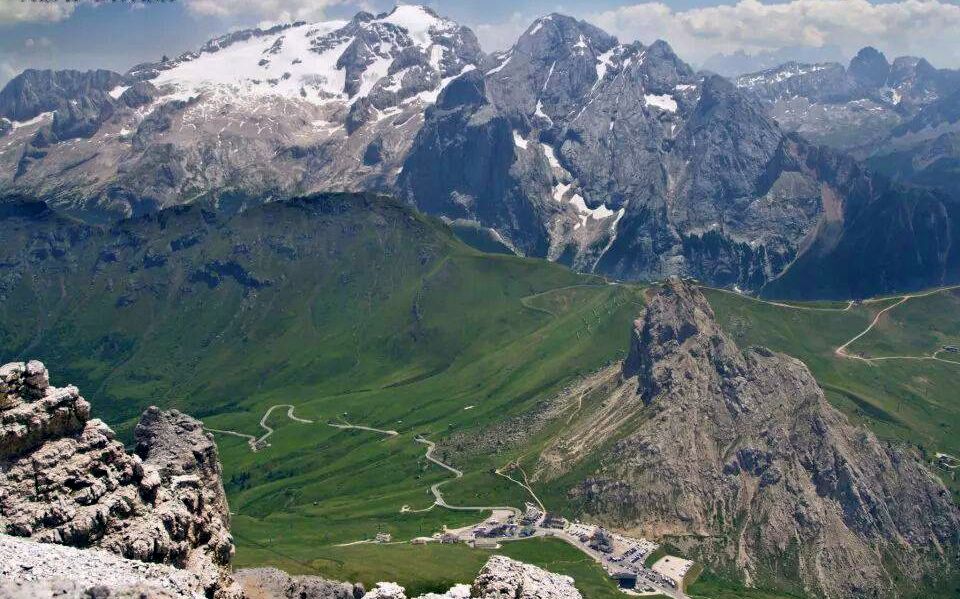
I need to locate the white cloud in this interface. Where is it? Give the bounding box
[588,0,960,68]
[474,11,532,51]
[0,1,76,24]
[183,0,349,24]
[24,37,53,49]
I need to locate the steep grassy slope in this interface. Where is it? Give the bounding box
[0,194,645,595]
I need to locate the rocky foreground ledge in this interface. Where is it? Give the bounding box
[1,361,583,599]
[0,360,237,598]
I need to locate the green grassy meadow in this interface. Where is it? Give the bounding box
[0,195,647,594]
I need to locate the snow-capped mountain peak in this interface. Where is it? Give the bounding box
[137,5,481,110]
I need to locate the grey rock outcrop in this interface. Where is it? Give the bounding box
[550,279,959,597]
[0,533,203,598]
[234,568,361,599]
[0,69,125,123]
[471,555,581,599]
[233,557,581,599]
[0,361,237,598]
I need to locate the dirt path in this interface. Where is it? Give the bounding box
[834,297,909,360]
[327,418,399,436]
[206,404,313,452]
[495,461,545,512]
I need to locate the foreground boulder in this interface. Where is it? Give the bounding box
[544,279,960,597]
[0,360,237,598]
[471,555,581,599]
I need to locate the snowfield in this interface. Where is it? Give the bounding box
[150,5,471,109]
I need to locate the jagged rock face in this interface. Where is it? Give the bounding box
[562,280,960,597]
[0,69,126,123]
[0,361,237,598]
[401,14,871,290]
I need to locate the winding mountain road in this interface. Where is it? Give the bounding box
[832,285,960,364]
[327,420,399,436]
[400,437,521,517]
[205,404,313,452]
[701,285,858,312]
[702,283,960,366]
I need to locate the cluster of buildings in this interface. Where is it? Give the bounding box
[520,503,543,526]
[651,556,695,588]
[561,522,691,594]
[400,505,692,597]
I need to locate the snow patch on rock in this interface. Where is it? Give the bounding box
[513,130,528,149]
[644,93,677,112]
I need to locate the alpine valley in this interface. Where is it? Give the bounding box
[2,5,960,599]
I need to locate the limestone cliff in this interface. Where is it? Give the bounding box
[546,280,960,597]
[0,360,237,598]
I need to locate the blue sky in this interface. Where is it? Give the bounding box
[3,0,960,85]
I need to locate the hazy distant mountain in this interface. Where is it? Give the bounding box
[736,47,960,152]
[701,45,845,77]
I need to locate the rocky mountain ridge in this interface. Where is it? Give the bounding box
[2,8,960,297]
[738,46,960,206]
[400,15,960,297]
[0,5,482,222]
[538,279,960,597]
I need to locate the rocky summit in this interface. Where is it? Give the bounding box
[541,280,960,597]
[0,360,238,598]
